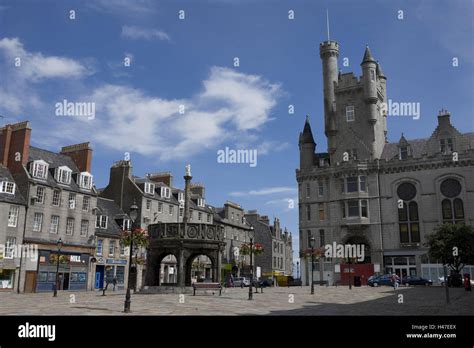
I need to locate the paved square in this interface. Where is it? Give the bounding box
[0,286,473,315]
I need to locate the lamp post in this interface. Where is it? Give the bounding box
[297,260,300,279]
[310,236,315,295]
[124,201,138,313]
[248,226,254,300]
[53,238,63,297]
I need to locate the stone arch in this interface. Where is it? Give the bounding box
[184,252,216,286]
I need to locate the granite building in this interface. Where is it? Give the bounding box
[297,39,474,286]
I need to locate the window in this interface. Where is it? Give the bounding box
[440,178,462,198]
[158,202,163,213]
[397,182,417,201]
[341,202,346,218]
[306,183,311,198]
[146,199,151,211]
[80,220,89,237]
[307,230,312,248]
[359,176,367,192]
[97,239,103,256]
[68,193,76,209]
[96,215,108,229]
[346,177,358,193]
[144,182,155,195]
[347,200,359,217]
[319,230,325,248]
[306,205,311,221]
[109,241,115,257]
[123,219,130,230]
[399,146,408,160]
[5,237,16,259]
[340,178,345,193]
[160,187,171,198]
[318,180,324,196]
[7,206,19,227]
[178,192,184,202]
[36,186,45,204]
[66,218,75,235]
[0,181,15,194]
[31,160,48,179]
[346,106,355,122]
[52,190,61,206]
[370,69,376,82]
[361,200,368,217]
[179,207,184,217]
[440,138,453,154]
[398,202,420,244]
[350,148,358,160]
[207,214,211,223]
[50,215,60,234]
[318,203,325,221]
[198,212,202,221]
[55,166,72,185]
[33,213,43,232]
[442,198,464,224]
[169,205,173,215]
[79,172,93,190]
[79,197,89,212]
[120,243,125,256]
[197,198,205,207]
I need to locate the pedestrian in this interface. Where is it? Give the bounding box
[463,273,472,292]
[392,273,399,289]
[112,276,117,291]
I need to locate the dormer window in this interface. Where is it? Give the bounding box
[440,138,453,154]
[197,198,205,207]
[178,192,184,202]
[55,166,72,185]
[123,219,130,230]
[31,160,49,179]
[399,146,408,160]
[0,181,16,195]
[144,182,155,195]
[160,187,171,198]
[346,106,355,122]
[95,215,108,229]
[79,172,93,190]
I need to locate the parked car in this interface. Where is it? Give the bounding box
[401,276,432,286]
[368,274,400,287]
[439,274,471,287]
[287,276,302,287]
[233,277,251,287]
[258,279,273,287]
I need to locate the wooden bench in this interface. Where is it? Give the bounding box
[192,282,222,296]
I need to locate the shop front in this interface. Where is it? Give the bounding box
[36,250,91,292]
[93,258,127,290]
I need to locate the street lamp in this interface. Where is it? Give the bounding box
[248,226,254,300]
[310,236,315,295]
[124,201,138,313]
[297,260,300,279]
[53,238,63,297]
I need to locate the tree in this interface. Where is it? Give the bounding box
[120,228,149,266]
[426,224,474,275]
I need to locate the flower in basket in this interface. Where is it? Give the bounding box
[120,228,149,248]
[240,243,264,255]
[303,247,325,259]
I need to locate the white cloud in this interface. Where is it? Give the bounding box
[0,38,91,81]
[48,66,282,161]
[121,26,170,41]
[87,0,156,17]
[230,187,296,197]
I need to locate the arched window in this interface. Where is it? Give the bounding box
[440,179,464,224]
[397,183,420,244]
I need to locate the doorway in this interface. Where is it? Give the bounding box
[24,271,36,293]
[95,265,104,289]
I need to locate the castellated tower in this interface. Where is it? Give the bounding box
[319,41,387,163]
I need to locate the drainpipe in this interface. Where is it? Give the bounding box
[376,159,384,273]
[17,182,31,293]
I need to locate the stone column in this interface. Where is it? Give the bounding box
[183,165,192,224]
[216,248,222,283]
[178,248,185,287]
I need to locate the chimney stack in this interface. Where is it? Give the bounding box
[60,142,92,173]
[0,121,31,173]
[147,172,173,187]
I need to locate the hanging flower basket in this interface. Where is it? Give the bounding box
[240,243,264,255]
[302,247,325,259]
[121,228,149,248]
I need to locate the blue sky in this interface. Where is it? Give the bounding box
[1,0,473,267]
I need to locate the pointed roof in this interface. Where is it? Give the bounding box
[376,60,386,78]
[299,115,315,145]
[398,133,409,146]
[361,45,376,64]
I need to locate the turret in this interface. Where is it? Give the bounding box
[319,40,339,139]
[299,116,316,169]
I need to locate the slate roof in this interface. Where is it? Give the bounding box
[27,146,96,194]
[0,164,26,205]
[95,197,129,237]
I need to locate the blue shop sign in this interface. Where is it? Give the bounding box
[106,259,127,265]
